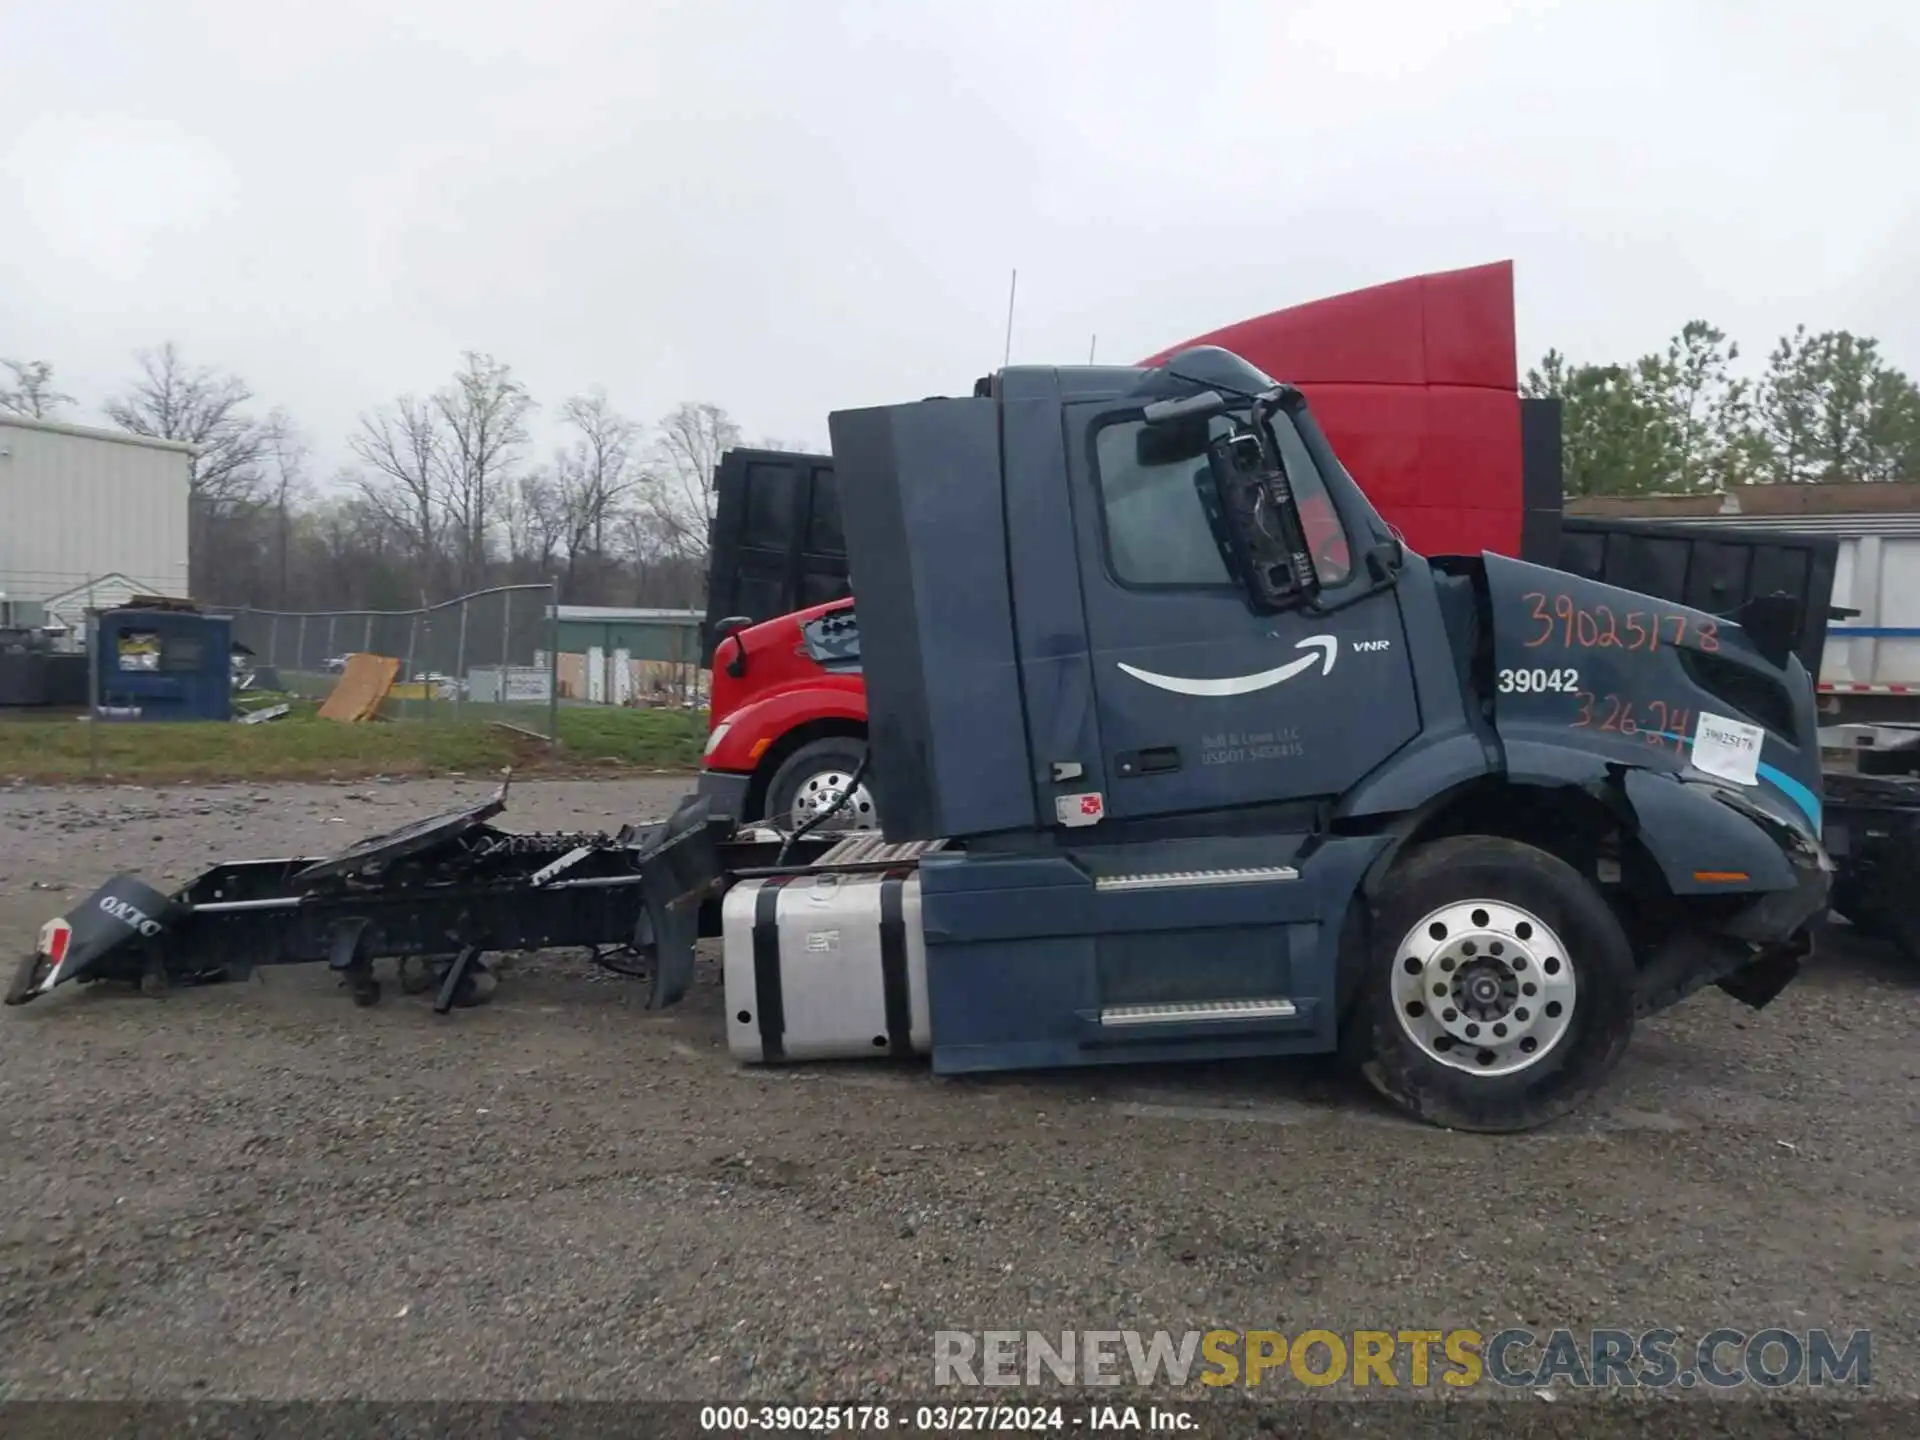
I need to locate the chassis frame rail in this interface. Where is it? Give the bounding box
[6,784,838,1015]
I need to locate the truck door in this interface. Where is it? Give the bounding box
[1065,402,1423,822]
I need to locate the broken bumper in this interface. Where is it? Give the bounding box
[1636,838,1831,1018]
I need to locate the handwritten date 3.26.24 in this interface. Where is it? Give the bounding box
[1522,592,1719,653]
[1570,693,1693,757]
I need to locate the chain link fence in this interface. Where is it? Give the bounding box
[228,583,561,738]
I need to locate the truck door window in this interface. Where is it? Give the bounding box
[1092,412,1353,589]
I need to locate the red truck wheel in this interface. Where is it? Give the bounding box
[764,738,879,832]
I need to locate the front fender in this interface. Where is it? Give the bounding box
[1505,736,1811,898]
[1618,767,1802,896]
[703,679,869,773]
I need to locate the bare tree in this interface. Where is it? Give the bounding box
[104,342,274,594]
[349,395,444,578]
[646,400,739,594]
[503,467,564,579]
[616,507,707,609]
[0,359,74,419]
[106,343,270,514]
[261,410,311,607]
[552,389,642,599]
[435,351,533,592]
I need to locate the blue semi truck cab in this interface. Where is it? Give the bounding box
[718,345,1831,1132]
[10,346,1833,1135]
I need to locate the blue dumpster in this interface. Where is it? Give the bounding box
[93,607,233,722]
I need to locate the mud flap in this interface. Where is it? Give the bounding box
[1716,931,1809,1009]
[631,795,727,1011]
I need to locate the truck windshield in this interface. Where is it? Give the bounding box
[1094,409,1353,590]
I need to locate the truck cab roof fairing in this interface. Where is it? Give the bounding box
[1135,261,1524,558]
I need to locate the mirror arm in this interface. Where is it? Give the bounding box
[712,615,754,679]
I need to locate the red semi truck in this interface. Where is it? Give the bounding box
[696,260,1567,830]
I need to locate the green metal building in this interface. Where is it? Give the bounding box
[549,605,704,662]
[546,605,705,704]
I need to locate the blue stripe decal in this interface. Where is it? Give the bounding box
[1650,731,1822,830]
[1757,764,1823,831]
[1827,626,1920,638]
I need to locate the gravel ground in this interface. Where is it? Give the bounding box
[0,775,1915,1416]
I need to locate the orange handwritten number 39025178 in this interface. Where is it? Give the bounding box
[1523,591,1718,653]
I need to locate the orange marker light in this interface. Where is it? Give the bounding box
[1693,871,1750,884]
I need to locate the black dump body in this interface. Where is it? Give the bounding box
[1556,516,1841,681]
[701,448,849,664]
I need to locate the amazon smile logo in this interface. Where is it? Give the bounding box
[1118,636,1338,698]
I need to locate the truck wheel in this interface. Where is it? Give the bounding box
[1352,835,1637,1134]
[764,738,879,833]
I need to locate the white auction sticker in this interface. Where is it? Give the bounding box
[1691,711,1765,787]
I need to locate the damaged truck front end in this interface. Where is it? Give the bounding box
[1472,553,1831,1019]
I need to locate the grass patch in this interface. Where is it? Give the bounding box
[555,704,706,767]
[0,702,707,784]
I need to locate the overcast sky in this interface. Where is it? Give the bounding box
[3,0,1916,473]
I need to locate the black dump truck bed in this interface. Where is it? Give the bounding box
[1555,515,1840,682]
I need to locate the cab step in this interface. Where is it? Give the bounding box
[1099,996,1300,1026]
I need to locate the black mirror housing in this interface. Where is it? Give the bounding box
[1204,430,1314,613]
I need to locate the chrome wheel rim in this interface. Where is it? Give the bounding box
[1390,899,1577,1077]
[788,768,878,831]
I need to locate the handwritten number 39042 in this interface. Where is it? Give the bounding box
[1523,592,1718,653]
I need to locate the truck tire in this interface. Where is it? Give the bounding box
[1348,834,1637,1133]
[764,737,879,833]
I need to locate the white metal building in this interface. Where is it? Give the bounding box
[0,415,193,628]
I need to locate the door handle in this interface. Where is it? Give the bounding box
[1116,746,1181,777]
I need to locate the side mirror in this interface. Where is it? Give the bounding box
[714,616,753,679]
[1204,429,1317,612]
[1141,389,1227,426]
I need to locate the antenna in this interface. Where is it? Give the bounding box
[1002,269,1018,368]
[1088,334,1097,364]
